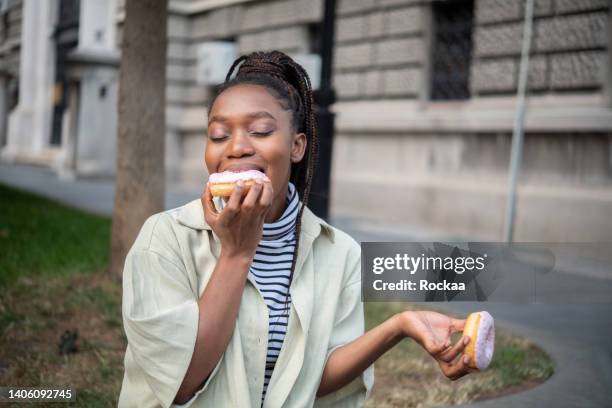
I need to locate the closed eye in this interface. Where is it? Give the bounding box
[209,134,228,141]
[251,131,273,136]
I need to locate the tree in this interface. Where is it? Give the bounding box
[110,0,168,280]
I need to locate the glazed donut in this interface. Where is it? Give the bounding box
[463,311,495,370]
[208,170,267,197]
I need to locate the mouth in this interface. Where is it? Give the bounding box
[220,164,265,174]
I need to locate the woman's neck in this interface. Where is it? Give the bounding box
[265,183,290,223]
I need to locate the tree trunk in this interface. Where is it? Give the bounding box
[110,0,168,280]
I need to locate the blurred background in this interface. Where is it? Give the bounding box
[1,1,611,407]
[1,0,610,242]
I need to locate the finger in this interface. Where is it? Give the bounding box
[242,179,264,211]
[219,180,244,221]
[202,183,219,220]
[425,337,448,356]
[443,354,472,381]
[451,318,466,333]
[258,179,274,208]
[438,335,470,363]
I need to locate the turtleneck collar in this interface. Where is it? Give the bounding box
[261,182,299,241]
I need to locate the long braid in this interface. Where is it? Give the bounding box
[209,51,320,325]
[282,59,318,320]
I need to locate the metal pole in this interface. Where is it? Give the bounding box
[310,0,336,220]
[503,0,534,243]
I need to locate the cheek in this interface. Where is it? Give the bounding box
[204,143,219,172]
[256,139,290,189]
[265,142,292,173]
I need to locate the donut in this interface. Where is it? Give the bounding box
[462,311,495,370]
[208,170,267,197]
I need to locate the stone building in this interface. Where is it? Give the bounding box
[0,0,119,177]
[0,0,22,153]
[1,0,611,241]
[330,0,612,240]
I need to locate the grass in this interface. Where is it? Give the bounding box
[0,273,125,407]
[0,184,110,287]
[0,183,554,407]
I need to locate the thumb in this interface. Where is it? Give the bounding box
[451,318,466,333]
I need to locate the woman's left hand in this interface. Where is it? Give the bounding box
[396,311,473,380]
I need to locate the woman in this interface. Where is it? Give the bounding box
[118,51,472,408]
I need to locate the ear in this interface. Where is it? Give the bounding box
[290,132,307,163]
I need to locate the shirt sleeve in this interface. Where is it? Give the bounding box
[314,247,375,407]
[122,215,216,408]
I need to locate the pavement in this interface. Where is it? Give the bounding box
[1,162,612,407]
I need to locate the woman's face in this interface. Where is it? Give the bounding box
[205,84,306,221]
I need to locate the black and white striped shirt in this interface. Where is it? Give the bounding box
[253,181,298,403]
[220,182,299,404]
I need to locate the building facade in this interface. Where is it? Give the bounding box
[0,0,22,151]
[1,0,611,241]
[331,0,612,240]
[0,0,119,177]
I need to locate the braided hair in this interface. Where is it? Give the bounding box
[207,50,319,318]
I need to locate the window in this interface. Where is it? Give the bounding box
[430,0,474,100]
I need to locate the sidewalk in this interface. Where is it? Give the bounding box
[2,162,611,407]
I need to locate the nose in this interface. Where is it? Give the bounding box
[226,129,255,158]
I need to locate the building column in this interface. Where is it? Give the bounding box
[2,0,57,163]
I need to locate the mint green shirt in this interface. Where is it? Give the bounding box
[118,198,374,407]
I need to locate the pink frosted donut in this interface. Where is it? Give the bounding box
[208,170,266,183]
[208,170,267,197]
[463,311,495,370]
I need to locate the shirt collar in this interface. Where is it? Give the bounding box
[174,197,336,243]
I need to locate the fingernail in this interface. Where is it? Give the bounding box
[445,340,451,348]
[255,178,263,184]
[464,336,470,345]
[236,180,244,187]
[463,356,470,364]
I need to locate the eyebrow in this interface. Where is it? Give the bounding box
[208,111,276,125]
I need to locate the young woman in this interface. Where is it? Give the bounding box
[119,51,473,408]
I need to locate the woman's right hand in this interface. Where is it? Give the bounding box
[202,178,274,260]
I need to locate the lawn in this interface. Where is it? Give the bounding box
[0,184,554,407]
[0,184,110,287]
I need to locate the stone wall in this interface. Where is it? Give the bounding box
[334,0,426,100]
[332,0,611,101]
[330,129,612,241]
[471,0,610,95]
[330,0,612,240]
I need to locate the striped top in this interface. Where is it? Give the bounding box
[220,182,299,404]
